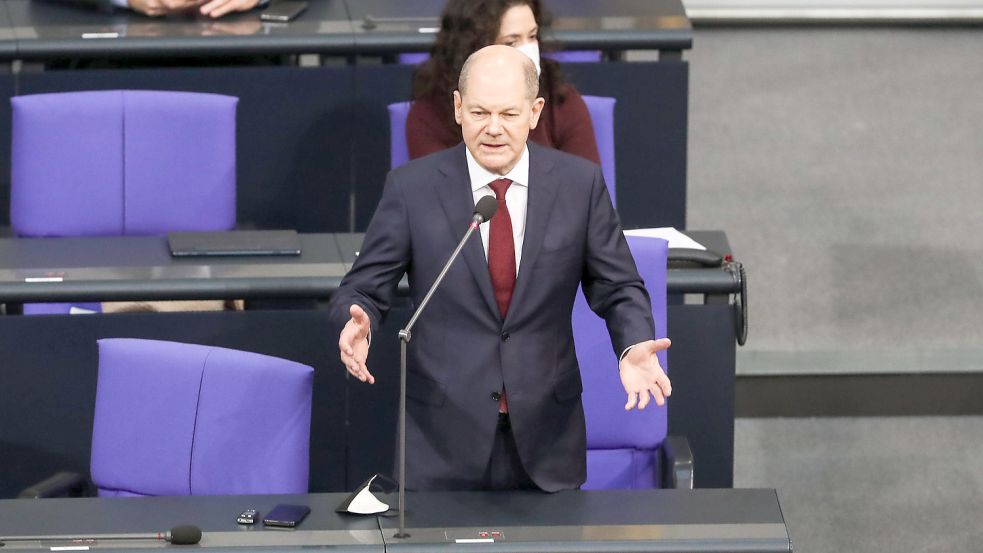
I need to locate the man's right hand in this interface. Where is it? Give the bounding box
[339,304,374,384]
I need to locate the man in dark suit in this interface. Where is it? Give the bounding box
[59,0,262,18]
[332,45,671,492]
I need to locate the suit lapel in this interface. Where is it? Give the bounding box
[508,144,558,324]
[433,145,500,319]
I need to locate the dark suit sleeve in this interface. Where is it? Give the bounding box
[580,165,656,355]
[328,171,412,332]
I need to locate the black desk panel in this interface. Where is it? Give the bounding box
[0,490,790,553]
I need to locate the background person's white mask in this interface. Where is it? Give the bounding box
[514,41,542,77]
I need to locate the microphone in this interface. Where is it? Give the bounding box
[393,195,497,539]
[472,195,498,227]
[0,524,202,546]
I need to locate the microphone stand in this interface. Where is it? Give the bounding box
[393,216,484,539]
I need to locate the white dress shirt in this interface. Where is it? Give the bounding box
[466,146,529,275]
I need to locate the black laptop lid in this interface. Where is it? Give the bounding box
[168,230,302,257]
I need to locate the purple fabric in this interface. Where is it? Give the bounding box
[91,339,313,497]
[544,50,603,63]
[574,236,668,489]
[11,91,125,237]
[10,90,236,237]
[397,52,429,65]
[581,96,616,206]
[22,302,102,315]
[397,50,601,66]
[388,101,413,169]
[123,91,236,235]
[192,345,313,495]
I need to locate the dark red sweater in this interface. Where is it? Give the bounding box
[405,84,600,165]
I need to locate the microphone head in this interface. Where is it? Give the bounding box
[474,195,498,223]
[168,525,202,545]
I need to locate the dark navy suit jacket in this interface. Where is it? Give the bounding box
[330,142,654,491]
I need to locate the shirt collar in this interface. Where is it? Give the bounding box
[465,145,530,192]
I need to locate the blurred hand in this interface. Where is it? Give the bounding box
[128,0,204,17]
[339,304,374,384]
[618,338,672,410]
[200,0,262,18]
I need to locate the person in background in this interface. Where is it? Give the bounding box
[407,0,600,164]
[58,0,266,18]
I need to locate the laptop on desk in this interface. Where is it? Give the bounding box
[167,230,302,257]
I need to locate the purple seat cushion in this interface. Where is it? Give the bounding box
[574,236,668,488]
[388,101,413,169]
[91,339,313,496]
[585,448,661,490]
[11,91,125,237]
[581,96,616,206]
[21,302,102,315]
[10,90,236,237]
[123,91,236,235]
[192,345,313,495]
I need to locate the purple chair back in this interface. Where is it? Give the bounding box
[90,338,313,497]
[11,90,237,237]
[582,95,616,206]
[388,101,413,170]
[388,95,615,202]
[396,50,601,66]
[573,236,668,489]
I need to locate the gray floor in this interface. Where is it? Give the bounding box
[685,27,983,372]
[735,416,983,552]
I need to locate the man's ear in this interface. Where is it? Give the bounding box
[453,90,463,125]
[529,96,545,129]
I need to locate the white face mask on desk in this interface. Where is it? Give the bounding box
[514,41,542,77]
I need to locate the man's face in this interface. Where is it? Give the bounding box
[453,66,544,175]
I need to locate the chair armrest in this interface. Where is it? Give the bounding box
[18,472,88,498]
[661,435,694,489]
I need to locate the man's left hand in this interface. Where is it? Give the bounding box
[199,0,260,18]
[618,338,672,410]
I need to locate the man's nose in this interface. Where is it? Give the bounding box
[486,115,502,134]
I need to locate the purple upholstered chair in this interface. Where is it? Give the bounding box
[10,90,237,315]
[388,95,616,202]
[90,339,313,496]
[396,50,601,66]
[574,235,681,489]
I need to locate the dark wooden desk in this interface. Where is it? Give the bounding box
[0,490,790,552]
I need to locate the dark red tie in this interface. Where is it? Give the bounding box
[487,178,515,318]
[487,178,514,413]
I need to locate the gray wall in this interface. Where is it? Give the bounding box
[685,27,983,373]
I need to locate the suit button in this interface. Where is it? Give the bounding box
[501,332,510,342]
[490,391,502,401]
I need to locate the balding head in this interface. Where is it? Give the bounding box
[452,44,546,175]
[458,44,540,101]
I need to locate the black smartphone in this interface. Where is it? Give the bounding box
[263,504,311,528]
[260,1,309,22]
